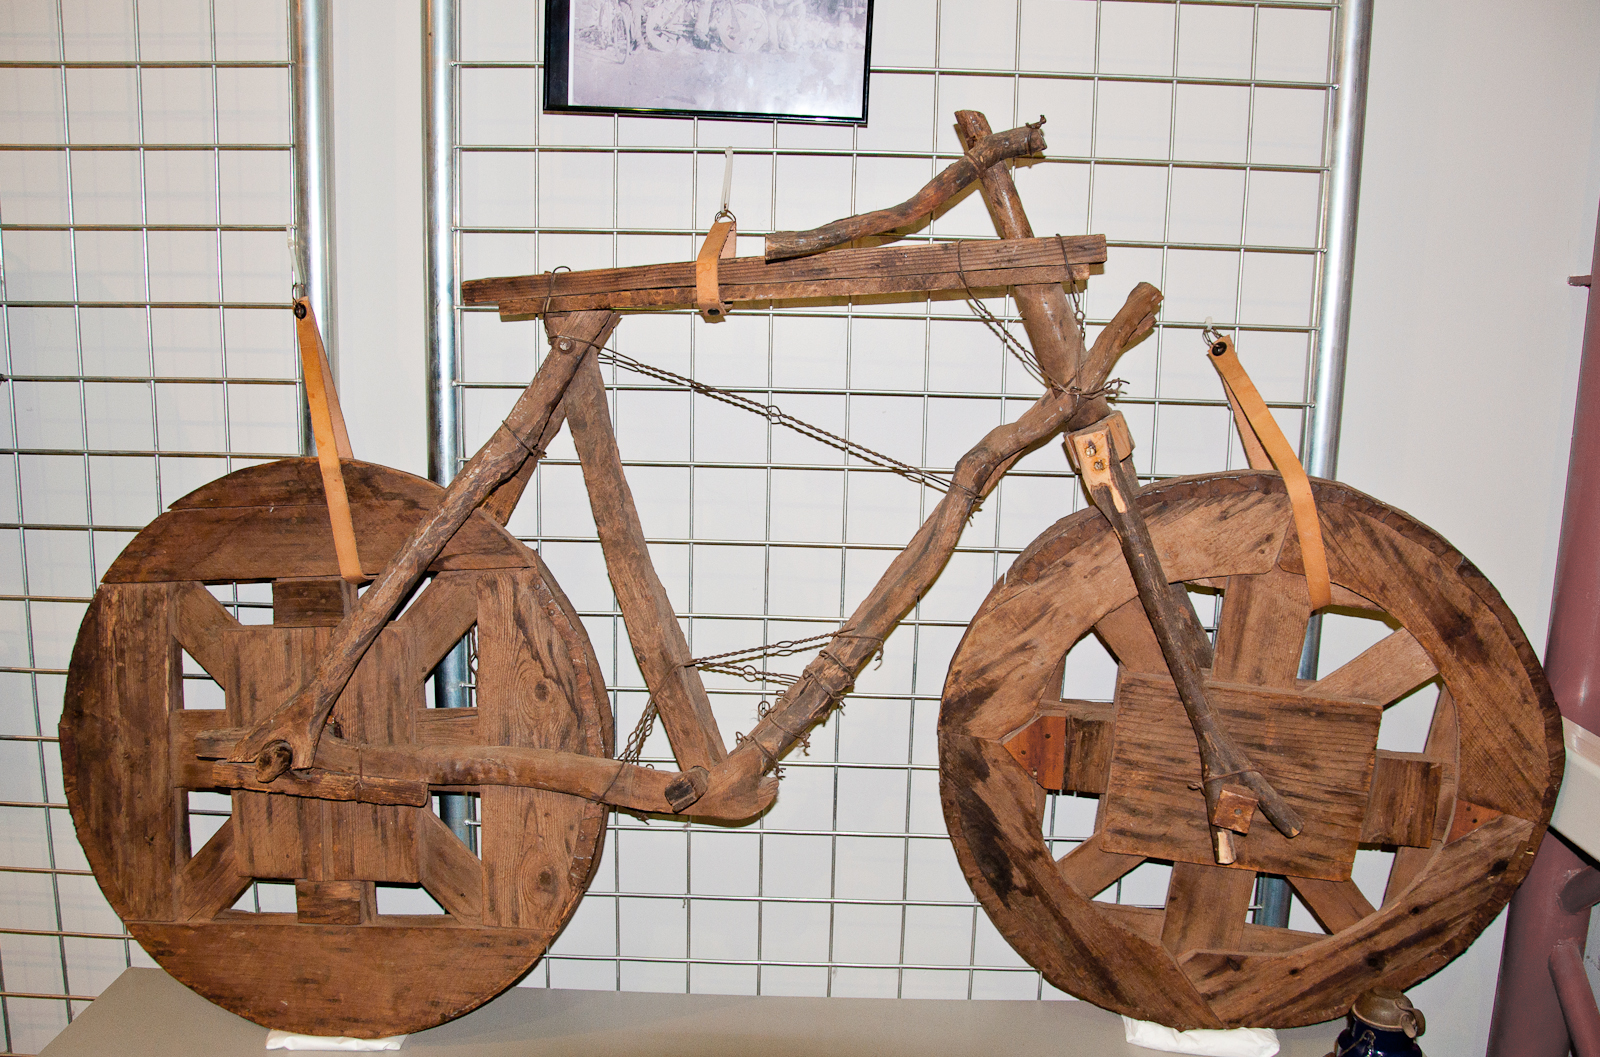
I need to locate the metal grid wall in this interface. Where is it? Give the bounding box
[0,1,296,1052]
[450,0,1344,1001]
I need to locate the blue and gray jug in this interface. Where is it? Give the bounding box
[1332,987,1426,1057]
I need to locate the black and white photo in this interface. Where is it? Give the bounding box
[545,0,873,123]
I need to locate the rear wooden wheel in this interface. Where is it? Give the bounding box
[939,471,1562,1029]
[61,459,612,1038]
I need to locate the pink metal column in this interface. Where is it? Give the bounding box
[1485,200,1600,1056]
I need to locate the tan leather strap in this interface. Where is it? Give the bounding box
[1206,336,1331,609]
[294,298,363,583]
[695,217,736,323]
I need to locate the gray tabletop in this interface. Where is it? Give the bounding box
[41,968,1342,1056]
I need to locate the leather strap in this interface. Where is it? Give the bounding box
[1206,336,1331,609]
[294,298,363,583]
[695,217,736,323]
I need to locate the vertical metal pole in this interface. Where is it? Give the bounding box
[290,0,338,453]
[424,0,473,848]
[1304,0,1371,484]
[1256,0,1373,929]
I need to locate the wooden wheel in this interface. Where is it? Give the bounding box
[939,471,1562,1029]
[61,458,612,1038]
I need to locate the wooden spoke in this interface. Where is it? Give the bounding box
[1310,628,1437,705]
[1161,863,1256,955]
[1095,597,1166,674]
[176,819,251,922]
[1056,832,1144,898]
[174,582,239,688]
[1211,566,1311,689]
[417,811,484,925]
[393,571,482,682]
[294,880,376,925]
[1286,876,1377,934]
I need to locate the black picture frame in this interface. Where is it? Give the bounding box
[544,0,873,125]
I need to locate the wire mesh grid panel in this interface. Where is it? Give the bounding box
[453,0,1357,1003]
[0,0,297,1052]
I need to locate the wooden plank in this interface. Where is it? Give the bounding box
[1103,903,1324,955]
[324,627,423,884]
[476,569,597,931]
[1285,876,1376,934]
[1066,706,1116,795]
[415,706,482,746]
[1310,628,1437,705]
[1005,713,1066,789]
[1183,816,1535,1025]
[1099,671,1382,880]
[1161,862,1256,956]
[105,460,537,585]
[1094,597,1168,674]
[563,354,726,769]
[59,583,184,922]
[1055,832,1144,898]
[1009,700,1116,795]
[393,571,482,684]
[129,919,557,1039]
[172,582,237,687]
[1448,799,1504,842]
[294,880,376,925]
[175,819,250,922]
[1212,566,1310,690]
[226,625,329,881]
[1360,751,1441,847]
[1384,689,1456,906]
[272,577,358,628]
[462,235,1107,317]
[417,810,484,925]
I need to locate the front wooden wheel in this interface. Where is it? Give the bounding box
[61,459,612,1037]
[939,471,1562,1029]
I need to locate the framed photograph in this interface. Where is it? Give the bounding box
[544,0,873,124]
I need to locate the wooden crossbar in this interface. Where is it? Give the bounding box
[462,234,1107,318]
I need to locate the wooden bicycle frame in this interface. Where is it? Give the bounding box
[200,110,1165,823]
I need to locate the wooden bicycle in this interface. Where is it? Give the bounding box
[60,110,1561,1037]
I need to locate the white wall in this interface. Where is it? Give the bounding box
[330,2,425,475]
[1335,3,1600,1054]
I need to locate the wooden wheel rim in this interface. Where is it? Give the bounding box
[61,459,612,1037]
[938,471,1563,1029]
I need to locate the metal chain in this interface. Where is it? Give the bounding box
[953,238,1053,391]
[1057,234,1088,335]
[619,698,658,765]
[595,348,955,493]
